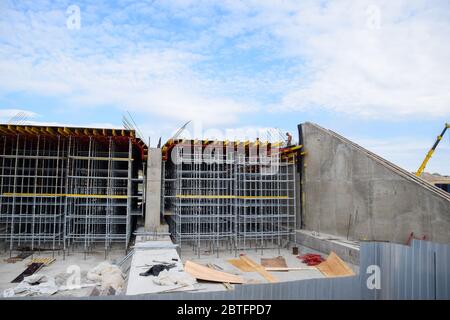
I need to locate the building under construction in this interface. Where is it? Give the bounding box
[1,121,450,299]
[0,124,147,254]
[0,123,302,256]
[161,139,299,256]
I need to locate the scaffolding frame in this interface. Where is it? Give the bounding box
[163,140,297,257]
[0,126,146,256]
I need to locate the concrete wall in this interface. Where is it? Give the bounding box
[144,148,162,230]
[299,122,450,244]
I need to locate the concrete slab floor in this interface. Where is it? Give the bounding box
[0,248,126,297]
[179,244,359,293]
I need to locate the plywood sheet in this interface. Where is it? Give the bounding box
[317,252,355,277]
[261,256,288,268]
[185,260,245,284]
[227,258,254,272]
[240,255,278,283]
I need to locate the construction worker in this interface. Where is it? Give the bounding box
[286,132,292,146]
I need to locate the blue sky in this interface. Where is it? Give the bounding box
[0,0,449,174]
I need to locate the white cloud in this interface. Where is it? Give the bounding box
[352,135,450,174]
[257,0,450,118]
[151,0,450,119]
[1,0,450,141]
[0,2,256,128]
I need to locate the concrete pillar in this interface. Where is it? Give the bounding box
[145,148,162,230]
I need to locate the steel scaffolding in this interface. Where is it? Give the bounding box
[0,125,146,255]
[163,140,298,257]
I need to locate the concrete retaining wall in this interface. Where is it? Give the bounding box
[299,122,450,244]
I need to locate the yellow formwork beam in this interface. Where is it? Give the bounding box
[2,193,128,199]
[46,127,55,135]
[15,126,27,134]
[0,127,9,134]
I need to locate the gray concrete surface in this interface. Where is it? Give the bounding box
[296,230,360,265]
[299,122,450,244]
[145,148,163,231]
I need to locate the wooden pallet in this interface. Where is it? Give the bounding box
[27,257,56,266]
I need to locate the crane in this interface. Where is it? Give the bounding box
[416,123,450,176]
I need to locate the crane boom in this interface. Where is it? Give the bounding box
[416,123,450,176]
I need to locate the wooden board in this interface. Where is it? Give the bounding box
[207,263,232,290]
[265,267,316,272]
[227,258,254,272]
[239,255,278,283]
[27,257,55,266]
[11,263,44,283]
[261,256,288,268]
[185,260,245,284]
[316,252,355,277]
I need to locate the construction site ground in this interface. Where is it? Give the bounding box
[0,247,125,297]
[0,241,359,297]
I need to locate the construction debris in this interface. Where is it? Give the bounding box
[406,232,427,246]
[4,252,32,263]
[264,267,316,272]
[3,274,58,297]
[27,257,56,266]
[316,252,355,277]
[297,253,325,266]
[184,260,245,284]
[227,258,254,272]
[11,263,44,283]
[207,263,233,290]
[261,256,288,269]
[140,263,176,277]
[90,286,116,297]
[239,255,278,283]
[152,270,197,287]
[86,262,125,292]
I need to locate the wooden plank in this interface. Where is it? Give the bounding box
[239,255,278,283]
[11,263,44,283]
[27,257,56,266]
[316,252,355,277]
[185,260,245,284]
[264,267,317,272]
[227,258,254,272]
[207,263,232,290]
[261,256,288,268]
